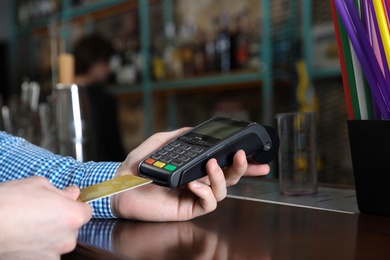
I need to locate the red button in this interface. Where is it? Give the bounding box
[145,158,155,165]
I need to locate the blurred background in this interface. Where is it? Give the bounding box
[0,0,352,185]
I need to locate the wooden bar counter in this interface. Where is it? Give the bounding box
[63,196,390,259]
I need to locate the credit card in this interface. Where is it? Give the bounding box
[78,175,152,203]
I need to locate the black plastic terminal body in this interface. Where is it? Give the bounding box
[138,117,279,188]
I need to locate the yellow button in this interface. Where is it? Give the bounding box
[153,161,166,168]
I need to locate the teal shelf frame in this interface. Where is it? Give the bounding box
[70,0,130,18]
[13,0,130,35]
[153,73,265,91]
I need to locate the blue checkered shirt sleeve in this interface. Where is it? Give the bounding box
[0,131,121,218]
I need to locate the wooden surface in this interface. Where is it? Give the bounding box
[63,198,390,259]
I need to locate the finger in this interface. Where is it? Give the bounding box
[206,159,227,202]
[68,202,93,227]
[78,204,93,225]
[195,175,211,186]
[62,186,81,200]
[61,187,93,223]
[187,181,217,217]
[223,150,248,187]
[245,163,270,176]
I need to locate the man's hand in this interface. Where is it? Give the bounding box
[112,128,270,222]
[0,176,92,259]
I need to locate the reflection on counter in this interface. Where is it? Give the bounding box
[68,198,361,259]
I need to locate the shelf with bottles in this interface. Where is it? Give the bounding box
[12,0,143,96]
[147,0,265,83]
[109,71,292,98]
[12,0,278,92]
[16,0,61,28]
[114,79,293,150]
[108,72,262,96]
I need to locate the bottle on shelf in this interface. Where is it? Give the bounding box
[177,18,196,77]
[193,31,206,75]
[163,23,176,80]
[151,34,166,81]
[235,9,250,70]
[204,18,218,73]
[247,14,262,71]
[111,39,138,85]
[215,12,231,73]
[229,15,239,71]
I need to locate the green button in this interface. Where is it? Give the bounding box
[164,164,177,172]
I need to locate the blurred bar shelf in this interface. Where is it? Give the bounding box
[108,72,264,96]
[153,72,265,91]
[15,0,144,35]
[109,70,291,96]
[70,0,132,18]
[16,14,61,35]
[312,67,341,79]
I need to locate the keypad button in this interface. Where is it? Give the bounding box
[198,141,207,146]
[164,164,177,172]
[179,144,191,150]
[168,153,178,159]
[145,158,155,165]
[171,142,180,147]
[172,160,184,166]
[191,147,203,153]
[185,152,196,157]
[153,161,166,168]
[160,157,172,163]
[152,154,161,160]
[173,148,185,154]
[164,146,174,151]
[158,150,168,155]
[178,136,191,142]
[178,156,189,161]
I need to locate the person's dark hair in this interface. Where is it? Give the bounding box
[73,34,114,75]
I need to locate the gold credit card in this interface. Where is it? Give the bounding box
[78,175,152,203]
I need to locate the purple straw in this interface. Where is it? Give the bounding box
[334,0,390,118]
[368,1,390,96]
[362,0,381,119]
[362,0,372,44]
[344,0,390,100]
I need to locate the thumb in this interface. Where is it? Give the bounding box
[62,185,81,200]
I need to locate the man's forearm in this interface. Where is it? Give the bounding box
[0,131,120,218]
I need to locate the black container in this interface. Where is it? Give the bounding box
[348,120,390,216]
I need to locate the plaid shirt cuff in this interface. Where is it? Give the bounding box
[79,162,121,219]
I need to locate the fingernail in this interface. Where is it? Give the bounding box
[66,186,78,193]
[192,181,201,188]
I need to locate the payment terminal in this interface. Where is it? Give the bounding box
[138,117,279,188]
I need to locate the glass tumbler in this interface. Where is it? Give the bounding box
[276,112,317,195]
